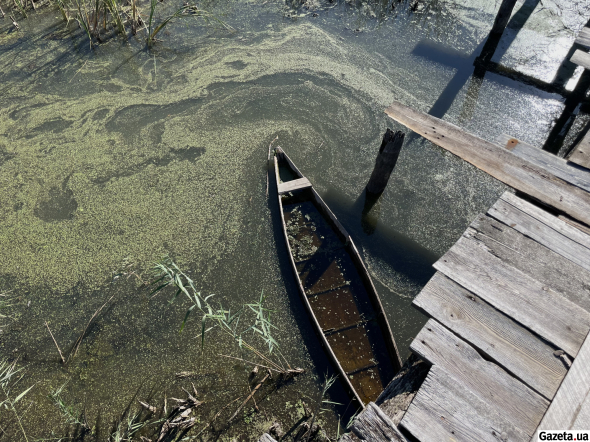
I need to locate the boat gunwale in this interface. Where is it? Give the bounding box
[273,147,402,407]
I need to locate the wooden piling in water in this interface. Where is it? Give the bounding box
[366,129,404,195]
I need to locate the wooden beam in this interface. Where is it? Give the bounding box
[409,318,549,436]
[384,101,590,226]
[468,215,590,312]
[433,235,590,357]
[400,365,529,442]
[533,331,590,438]
[351,402,408,442]
[571,49,590,71]
[413,274,566,399]
[575,27,590,49]
[497,134,590,193]
[568,131,590,171]
[488,192,590,273]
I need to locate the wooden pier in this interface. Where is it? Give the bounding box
[259,24,590,442]
[332,95,590,442]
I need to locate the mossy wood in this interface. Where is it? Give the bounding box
[273,147,402,407]
[365,129,404,195]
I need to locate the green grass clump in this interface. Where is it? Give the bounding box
[3,0,232,48]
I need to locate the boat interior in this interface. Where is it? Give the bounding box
[276,152,397,404]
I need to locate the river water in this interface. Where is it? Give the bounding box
[0,0,587,439]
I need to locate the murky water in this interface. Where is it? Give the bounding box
[0,0,587,439]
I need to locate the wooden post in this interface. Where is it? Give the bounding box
[366,129,404,195]
[489,0,518,36]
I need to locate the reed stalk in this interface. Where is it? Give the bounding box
[0,359,34,442]
[48,382,89,429]
[73,0,94,47]
[13,0,27,17]
[150,258,289,373]
[103,0,124,34]
[54,0,70,23]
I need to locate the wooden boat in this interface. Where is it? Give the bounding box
[273,147,402,407]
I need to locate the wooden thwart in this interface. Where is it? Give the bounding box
[401,365,529,442]
[534,331,590,437]
[277,177,312,194]
[351,402,407,442]
[496,134,590,193]
[384,101,590,226]
[409,319,549,437]
[413,274,566,400]
[434,234,590,357]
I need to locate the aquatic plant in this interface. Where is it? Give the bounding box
[146,0,231,46]
[0,359,34,442]
[150,257,281,364]
[48,381,89,429]
[110,409,157,442]
[300,374,339,441]
[1,0,230,48]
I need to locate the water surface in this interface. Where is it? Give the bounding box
[0,0,586,438]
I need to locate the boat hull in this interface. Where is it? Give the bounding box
[273,148,402,407]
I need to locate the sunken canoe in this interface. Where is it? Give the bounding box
[273,147,402,407]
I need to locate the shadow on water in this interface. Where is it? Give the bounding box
[409,0,590,157]
[330,188,438,288]
[414,0,542,122]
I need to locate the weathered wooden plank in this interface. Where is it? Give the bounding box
[400,365,530,442]
[558,214,590,236]
[488,192,590,272]
[277,177,312,194]
[376,354,430,426]
[434,235,590,357]
[534,332,590,438]
[338,433,360,442]
[571,49,590,71]
[384,101,590,226]
[258,434,278,442]
[409,318,549,436]
[413,275,566,400]
[568,131,590,170]
[575,27,590,48]
[467,215,590,312]
[351,402,407,442]
[572,395,590,430]
[496,134,590,193]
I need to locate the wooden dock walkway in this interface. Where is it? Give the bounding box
[402,190,590,441]
[337,98,590,442]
